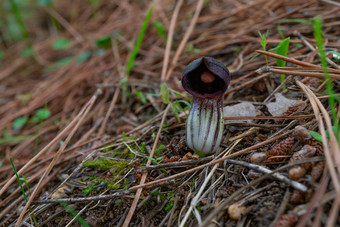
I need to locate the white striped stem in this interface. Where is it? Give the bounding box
[186,96,224,156]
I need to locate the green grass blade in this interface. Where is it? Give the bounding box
[0,135,33,144]
[275,37,290,67]
[152,20,167,42]
[58,199,90,227]
[275,37,290,89]
[277,25,285,39]
[313,16,340,145]
[10,158,28,202]
[326,51,340,62]
[258,30,269,64]
[278,18,313,24]
[124,5,154,79]
[8,0,29,39]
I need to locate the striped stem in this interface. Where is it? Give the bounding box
[186,96,224,156]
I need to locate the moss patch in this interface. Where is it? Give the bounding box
[83,158,129,171]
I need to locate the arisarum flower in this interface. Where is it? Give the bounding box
[182,57,230,156]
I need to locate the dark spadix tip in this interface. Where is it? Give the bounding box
[182,57,230,99]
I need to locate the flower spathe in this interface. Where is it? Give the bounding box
[182,57,230,155]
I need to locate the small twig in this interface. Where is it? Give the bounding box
[297,81,340,191]
[256,50,320,68]
[65,204,89,227]
[272,66,340,74]
[229,127,258,142]
[45,8,84,43]
[321,0,340,7]
[167,196,179,227]
[263,75,293,103]
[224,114,316,120]
[158,209,172,226]
[32,190,132,204]
[294,31,340,69]
[136,188,160,209]
[123,142,148,158]
[165,0,204,81]
[227,122,286,129]
[139,156,213,171]
[160,0,184,81]
[98,87,120,136]
[226,160,307,192]
[29,157,300,206]
[270,189,290,227]
[256,66,340,80]
[296,168,329,227]
[225,73,271,95]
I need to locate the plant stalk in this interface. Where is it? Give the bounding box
[186,96,224,156]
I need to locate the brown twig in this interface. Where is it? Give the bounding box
[139,156,213,171]
[296,167,329,227]
[165,0,204,81]
[226,159,307,192]
[32,190,132,204]
[160,0,184,81]
[257,66,340,80]
[122,104,171,227]
[256,50,320,68]
[297,81,340,191]
[225,73,271,95]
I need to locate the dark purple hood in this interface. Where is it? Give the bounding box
[182,57,230,99]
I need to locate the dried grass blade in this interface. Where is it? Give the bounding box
[122,104,171,227]
[15,89,102,226]
[165,0,204,81]
[297,81,340,192]
[256,50,320,68]
[161,0,184,81]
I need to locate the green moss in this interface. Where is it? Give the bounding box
[160,168,168,174]
[123,148,136,158]
[111,148,135,159]
[82,156,134,194]
[83,158,129,171]
[165,201,174,212]
[140,142,147,154]
[88,176,97,181]
[108,183,121,190]
[115,200,123,205]
[169,191,176,198]
[152,189,159,196]
[155,144,165,156]
[111,150,123,157]
[196,204,202,213]
[123,178,129,190]
[101,144,113,153]
[82,186,94,195]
